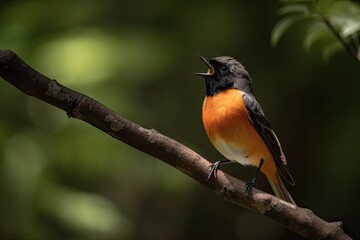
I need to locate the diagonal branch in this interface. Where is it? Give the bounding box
[321,16,360,63]
[0,50,352,240]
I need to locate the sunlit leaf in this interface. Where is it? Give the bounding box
[341,21,360,37]
[271,15,307,46]
[278,4,310,15]
[330,0,360,17]
[303,22,328,50]
[329,1,360,35]
[274,0,360,62]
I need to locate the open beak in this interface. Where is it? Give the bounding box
[194,56,214,76]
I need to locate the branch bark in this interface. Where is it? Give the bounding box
[0,50,352,240]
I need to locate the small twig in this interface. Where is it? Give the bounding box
[0,50,352,240]
[321,15,360,62]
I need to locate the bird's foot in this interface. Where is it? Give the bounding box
[206,160,233,181]
[207,161,222,181]
[245,178,256,195]
[245,159,264,195]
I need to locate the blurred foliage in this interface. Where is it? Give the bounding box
[0,0,359,239]
[272,0,360,61]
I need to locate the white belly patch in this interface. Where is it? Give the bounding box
[213,138,254,166]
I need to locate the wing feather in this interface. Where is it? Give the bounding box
[243,93,295,185]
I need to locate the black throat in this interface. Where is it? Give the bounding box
[204,78,234,96]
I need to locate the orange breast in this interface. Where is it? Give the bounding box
[202,89,278,183]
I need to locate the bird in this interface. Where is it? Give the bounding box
[195,56,296,204]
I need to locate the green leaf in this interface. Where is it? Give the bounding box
[330,1,360,18]
[278,4,310,15]
[271,15,307,47]
[303,22,328,51]
[316,0,336,15]
[322,41,342,60]
[341,21,360,38]
[329,1,360,34]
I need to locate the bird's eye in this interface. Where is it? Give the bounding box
[220,65,229,74]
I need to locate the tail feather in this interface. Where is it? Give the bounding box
[268,175,296,205]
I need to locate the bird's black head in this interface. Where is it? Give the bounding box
[195,56,253,96]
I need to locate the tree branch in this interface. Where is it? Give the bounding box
[321,16,360,63]
[0,50,352,240]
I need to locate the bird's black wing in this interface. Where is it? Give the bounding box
[243,93,295,185]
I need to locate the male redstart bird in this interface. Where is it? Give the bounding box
[195,56,295,204]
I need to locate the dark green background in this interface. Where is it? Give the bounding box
[0,1,359,239]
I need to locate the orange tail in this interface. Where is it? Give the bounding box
[268,175,296,205]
